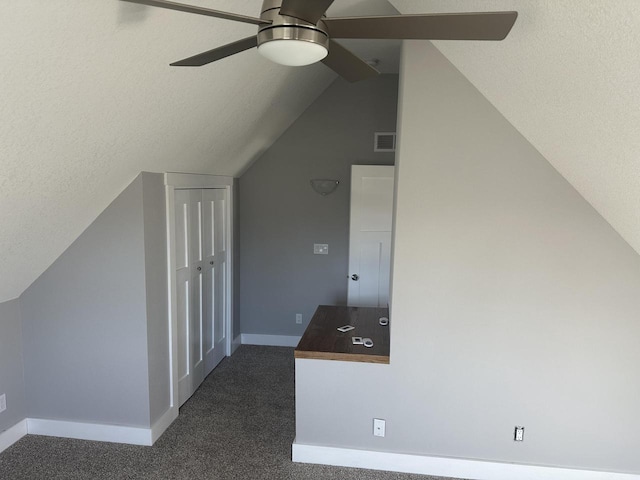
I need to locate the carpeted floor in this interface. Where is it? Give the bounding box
[0,345,461,479]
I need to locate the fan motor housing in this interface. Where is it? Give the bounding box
[258,0,329,51]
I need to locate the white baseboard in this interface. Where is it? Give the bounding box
[2,410,177,450]
[150,407,178,445]
[292,442,640,480]
[27,418,154,446]
[231,334,242,354]
[241,333,301,347]
[0,420,28,454]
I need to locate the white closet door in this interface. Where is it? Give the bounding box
[175,188,228,406]
[175,189,204,406]
[202,188,227,374]
[175,190,192,405]
[188,189,205,397]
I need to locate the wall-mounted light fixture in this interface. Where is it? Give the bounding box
[310,179,339,196]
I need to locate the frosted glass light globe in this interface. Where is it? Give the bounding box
[258,39,328,67]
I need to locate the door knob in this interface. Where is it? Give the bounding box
[351,274,359,281]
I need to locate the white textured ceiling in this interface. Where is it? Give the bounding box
[389,0,640,256]
[328,0,402,73]
[0,0,403,302]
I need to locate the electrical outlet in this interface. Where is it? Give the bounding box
[313,244,329,255]
[0,394,6,413]
[296,313,303,324]
[373,418,386,437]
[514,426,525,442]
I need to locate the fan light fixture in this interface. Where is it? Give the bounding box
[310,179,339,196]
[256,11,330,68]
[121,0,518,82]
[258,39,328,66]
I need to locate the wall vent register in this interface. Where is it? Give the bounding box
[374,132,396,152]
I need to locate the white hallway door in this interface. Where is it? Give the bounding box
[174,188,228,406]
[347,165,395,307]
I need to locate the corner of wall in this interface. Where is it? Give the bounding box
[141,172,171,426]
[0,298,27,452]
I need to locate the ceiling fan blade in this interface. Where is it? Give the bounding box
[171,36,257,66]
[120,0,269,26]
[324,11,518,41]
[321,40,379,83]
[279,0,335,24]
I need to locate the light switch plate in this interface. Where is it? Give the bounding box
[314,244,329,255]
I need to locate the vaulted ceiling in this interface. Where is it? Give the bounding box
[390,0,640,258]
[1,0,638,302]
[0,0,393,302]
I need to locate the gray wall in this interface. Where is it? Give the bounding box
[20,173,168,428]
[141,173,170,425]
[296,42,640,475]
[0,299,26,432]
[239,75,398,336]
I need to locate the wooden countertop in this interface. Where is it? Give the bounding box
[294,305,390,364]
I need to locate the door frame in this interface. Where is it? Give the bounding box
[164,172,234,415]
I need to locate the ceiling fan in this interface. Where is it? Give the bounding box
[121,0,518,82]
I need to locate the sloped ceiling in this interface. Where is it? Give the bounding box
[0,0,398,302]
[389,0,640,257]
[4,1,637,303]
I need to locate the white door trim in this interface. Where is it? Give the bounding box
[165,173,234,420]
[166,172,234,189]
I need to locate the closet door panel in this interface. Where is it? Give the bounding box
[203,189,226,374]
[189,189,205,394]
[175,190,192,405]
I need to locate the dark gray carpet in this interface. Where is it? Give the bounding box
[0,345,461,480]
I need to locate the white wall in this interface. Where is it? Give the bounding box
[0,299,26,433]
[295,41,640,475]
